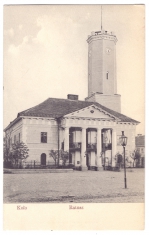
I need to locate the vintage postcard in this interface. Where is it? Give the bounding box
[3,4,145,230]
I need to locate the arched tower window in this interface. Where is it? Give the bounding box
[106,71,109,80]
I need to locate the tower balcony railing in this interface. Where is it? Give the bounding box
[87,143,97,151]
[69,142,81,151]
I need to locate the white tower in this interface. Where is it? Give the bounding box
[85,29,121,113]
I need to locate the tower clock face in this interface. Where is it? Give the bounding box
[106,47,111,55]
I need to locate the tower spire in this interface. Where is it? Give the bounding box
[101,5,102,30]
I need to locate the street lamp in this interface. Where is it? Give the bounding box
[119,131,128,189]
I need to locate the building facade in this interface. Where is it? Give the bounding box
[135,135,145,168]
[4,28,139,170]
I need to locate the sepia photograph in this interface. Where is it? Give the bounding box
[3,3,145,230]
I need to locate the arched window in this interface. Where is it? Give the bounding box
[41,153,46,165]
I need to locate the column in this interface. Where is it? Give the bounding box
[112,129,117,167]
[80,128,88,171]
[64,127,69,151]
[96,128,102,170]
[75,151,80,167]
[72,152,75,165]
[91,152,95,166]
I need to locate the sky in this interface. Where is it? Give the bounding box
[3,4,145,134]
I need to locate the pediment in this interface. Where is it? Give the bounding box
[64,105,118,120]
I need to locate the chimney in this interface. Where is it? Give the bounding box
[67,94,78,100]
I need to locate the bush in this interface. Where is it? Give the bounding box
[3,161,13,169]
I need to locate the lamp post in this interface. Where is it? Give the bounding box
[119,131,128,189]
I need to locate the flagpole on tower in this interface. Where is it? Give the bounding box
[101,5,102,30]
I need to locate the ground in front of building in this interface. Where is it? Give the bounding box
[3,168,144,203]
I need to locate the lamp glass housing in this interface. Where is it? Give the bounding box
[120,131,127,147]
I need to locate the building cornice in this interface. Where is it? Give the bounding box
[4,116,56,132]
[4,117,22,132]
[64,116,117,122]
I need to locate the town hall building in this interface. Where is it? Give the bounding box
[4,28,139,170]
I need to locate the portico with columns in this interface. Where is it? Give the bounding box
[59,104,119,171]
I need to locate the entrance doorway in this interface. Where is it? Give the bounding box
[102,128,112,168]
[86,153,89,167]
[41,153,46,165]
[69,153,72,164]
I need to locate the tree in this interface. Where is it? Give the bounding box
[60,149,69,166]
[49,150,58,166]
[130,150,141,167]
[49,149,69,166]
[3,130,13,163]
[3,137,10,162]
[3,130,14,168]
[11,142,29,167]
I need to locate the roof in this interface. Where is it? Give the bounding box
[18,97,139,123]
[135,135,145,147]
[4,97,139,131]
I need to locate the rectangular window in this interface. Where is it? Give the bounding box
[14,135,16,144]
[19,133,20,143]
[41,132,47,143]
[61,142,64,150]
[69,154,72,164]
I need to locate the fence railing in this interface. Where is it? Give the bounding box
[9,161,74,169]
[23,161,55,169]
